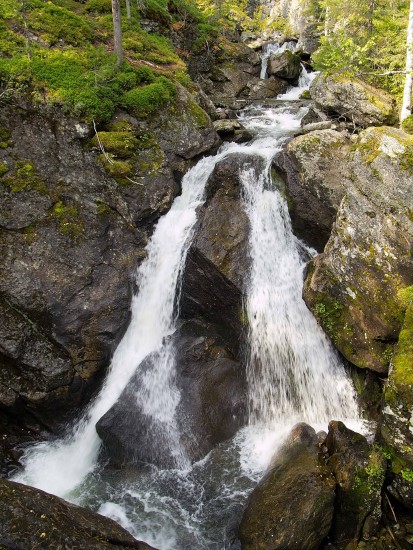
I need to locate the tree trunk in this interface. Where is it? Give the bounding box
[126,0,131,20]
[401,0,413,124]
[112,0,123,67]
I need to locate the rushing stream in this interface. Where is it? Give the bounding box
[14,53,363,549]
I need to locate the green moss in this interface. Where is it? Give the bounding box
[299,90,311,99]
[402,115,413,135]
[50,200,83,238]
[0,127,12,149]
[1,160,48,194]
[0,161,9,177]
[313,299,343,343]
[99,155,132,178]
[401,468,413,482]
[90,131,139,158]
[120,77,176,118]
[399,145,413,172]
[187,97,210,128]
[84,0,112,14]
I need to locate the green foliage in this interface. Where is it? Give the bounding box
[314,300,343,340]
[313,0,410,100]
[401,468,413,482]
[0,162,9,177]
[120,76,176,117]
[402,115,413,135]
[84,0,112,14]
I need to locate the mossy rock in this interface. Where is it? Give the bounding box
[1,160,48,194]
[402,114,413,135]
[50,200,84,238]
[90,131,139,158]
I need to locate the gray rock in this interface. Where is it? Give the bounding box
[267,50,302,80]
[238,423,335,550]
[277,129,351,250]
[326,421,385,548]
[0,478,155,549]
[299,120,333,134]
[310,73,397,128]
[304,127,413,373]
[96,320,247,467]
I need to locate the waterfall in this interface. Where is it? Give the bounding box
[13,153,232,495]
[12,68,363,549]
[260,41,297,79]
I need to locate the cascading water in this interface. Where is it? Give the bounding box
[12,60,363,549]
[260,41,297,79]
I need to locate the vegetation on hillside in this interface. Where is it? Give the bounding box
[0,0,211,122]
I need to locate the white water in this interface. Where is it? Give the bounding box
[13,68,363,549]
[260,41,297,79]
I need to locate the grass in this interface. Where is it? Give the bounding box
[0,0,210,121]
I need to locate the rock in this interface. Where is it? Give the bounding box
[242,76,289,99]
[274,0,320,54]
[381,287,413,509]
[300,106,329,126]
[267,50,302,80]
[213,119,253,142]
[304,127,413,373]
[238,423,335,550]
[299,121,333,134]
[0,86,219,433]
[276,129,352,250]
[180,248,243,355]
[326,421,385,548]
[0,478,155,549]
[310,73,397,128]
[96,320,246,467]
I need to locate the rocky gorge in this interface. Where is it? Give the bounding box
[1,1,413,549]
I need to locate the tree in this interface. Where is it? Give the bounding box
[125,0,131,20]
[401,0,413,124]
[111,0,123,67]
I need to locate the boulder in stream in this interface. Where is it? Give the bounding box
[238,423,335,550]
[0,478,156,549]
[267,50,302,81]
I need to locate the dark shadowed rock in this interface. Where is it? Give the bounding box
[267,50,302,80]
[238,423,335,550]
[276,129,352,250]
[96,321,247,467]
[310,73,397,128]
[0,479,156,549]
[325,421,385,548]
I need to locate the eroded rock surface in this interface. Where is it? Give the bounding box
[310,74,397,128]
[238,423,335,550]
[0,478,156,549]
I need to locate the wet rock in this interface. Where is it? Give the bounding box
[304,127,413,374]
[267,50,302,80]
[0,479,155,549]
[238,423,335,550]
[326,421,385,548]
[213,119,253,142]
[299,121,333,134]
[310,73,397,128]
[0,87,218,432]
[96,320,246,467]
[276,129,351,250]
[242,76,289,99]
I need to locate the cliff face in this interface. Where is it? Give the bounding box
[0,91,219,438]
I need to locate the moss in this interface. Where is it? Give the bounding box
[106,120,134,133]
[90,131,139,158]
[0,161,9,176]
[50,200,83,238]
[299,90,311,100]
[402,114,413,135]
[120,77,176,118]
[187,97,210,129]
[1,160,48,194]
[0,127,12,149]
[313,298,343,343]
[95,201,113,216]
[99,155,132,178]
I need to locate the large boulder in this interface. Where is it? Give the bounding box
[238,423,335,550]
[276,129,352,250]
[325,421,385,548]
[310,73,397,128]
[0,478,155,549]
[267,50,302,80]
[96,320,247,467]
[304,127,413,374]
